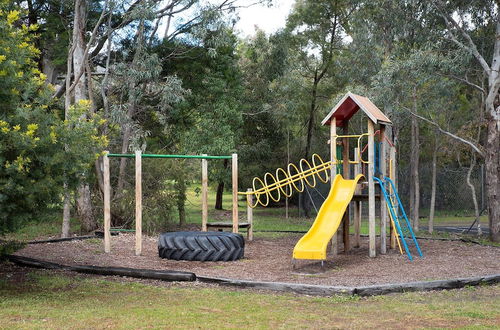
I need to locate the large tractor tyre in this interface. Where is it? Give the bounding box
[158,231,244,262]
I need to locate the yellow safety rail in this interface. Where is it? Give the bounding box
[331,133,370,164]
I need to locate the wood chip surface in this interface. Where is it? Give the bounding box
[16,234,500,286]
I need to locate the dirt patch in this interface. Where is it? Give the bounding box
[14,233,500,286]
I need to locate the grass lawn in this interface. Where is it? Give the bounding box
[1,185,498,329]
[0,269,498,329]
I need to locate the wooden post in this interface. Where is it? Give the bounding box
[232,153,238,233]
[247,188,253,241]
[353,148,361,248]
[135,150,142,256]
[368,120,376,258]
[330,119,338,255]
[201,154,208,232]
[342,124,350,253]
[390,146,397,250]
[103,151,111,253]
[379,125,387,254]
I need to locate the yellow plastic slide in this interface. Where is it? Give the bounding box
[293,174,364,260]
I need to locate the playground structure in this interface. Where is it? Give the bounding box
[100,92,421,262]
[101,152,249,256]
[240,92,423,261]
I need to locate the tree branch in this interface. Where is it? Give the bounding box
[437,73,485,93]
[404,107,484,157]
[431,0,491,74]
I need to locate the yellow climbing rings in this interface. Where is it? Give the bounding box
[240,153,337,208]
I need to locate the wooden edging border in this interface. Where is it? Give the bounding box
[6,255,196,282]
[6,254,499,297]
[197,274,500,297]
[27,235,99,245]
[197,276,355,295]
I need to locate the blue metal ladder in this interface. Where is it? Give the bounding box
[374,176,423,261]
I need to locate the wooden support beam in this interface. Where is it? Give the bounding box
[342,124,350,253]
[353,148,361,248]
[368,120,376,258]
[201,154,208,232]
[330,120,338,255]
[135,150,142,256]
[379,125,387,254]
[232,153,238,233]
[247,188,253,241]
[103,151,111,253]
[390,146,397,250]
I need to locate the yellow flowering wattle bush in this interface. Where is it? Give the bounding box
[0,1,107,234]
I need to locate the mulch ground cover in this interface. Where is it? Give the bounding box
[14,233,500,287]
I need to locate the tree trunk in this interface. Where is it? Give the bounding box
[431,2,499,242]
[72,0,97,232]
[72,0,86,102]
[116,21,144,197]
[485,114,500,242]
[215,181,225,210]
[77,184,97,232]
[215,159,229,210]
[410,87,420,232]
[61,184,71,238]
[428,135,438,234]
[116,124,132,195]
[466,153,480,236]
[176,172,187,227]
[304,74,319,159]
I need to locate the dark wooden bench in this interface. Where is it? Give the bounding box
[206,222,252,240]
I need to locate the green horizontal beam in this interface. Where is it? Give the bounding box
[106,153,232,160]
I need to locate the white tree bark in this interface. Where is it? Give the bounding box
[73,0,86,102]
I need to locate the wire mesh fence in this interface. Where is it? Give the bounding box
[297,162,486,219]
[397,163,485,216]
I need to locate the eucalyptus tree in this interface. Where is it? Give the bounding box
[348,0,442,231]
[237,30,291,189]
[45,0,270,233]
[0,2,104,235]
[428,0,500,241]
[285,0,357,159]
[163,27,244,210]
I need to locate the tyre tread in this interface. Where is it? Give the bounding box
[158,231,244,262]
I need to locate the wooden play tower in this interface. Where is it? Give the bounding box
[321,92,395,257]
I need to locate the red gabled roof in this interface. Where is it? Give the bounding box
[321,92,392,127]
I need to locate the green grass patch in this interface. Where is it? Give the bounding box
[3,211,80,242]
[0,270,498,329]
